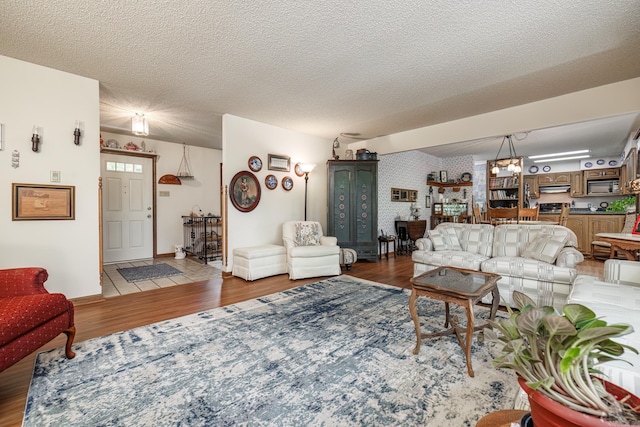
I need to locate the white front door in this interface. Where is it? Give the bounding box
[101,153,154,263]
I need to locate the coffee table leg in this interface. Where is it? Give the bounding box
[489,287,499,321]
[464,301,475,377]
[444,302,450,328]
[409,288,421,355]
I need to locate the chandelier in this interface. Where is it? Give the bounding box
[490,135,521,175]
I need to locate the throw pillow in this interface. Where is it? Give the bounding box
[428,228,462,251]
[521,233,568,264]
[294,222,320,246]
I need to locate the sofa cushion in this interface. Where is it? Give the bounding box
[294,222,320,246]
[411,250,489,271]
[288,244,340,258]
[481,256,576,285]
[521,233,568,264]
[428,228,462,251]
[492,224,578,258]
[433,223,494,256]
[0,294,71,346]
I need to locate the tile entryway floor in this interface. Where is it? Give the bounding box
[102,257,222,297]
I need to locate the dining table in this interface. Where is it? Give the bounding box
[593,233,640,261]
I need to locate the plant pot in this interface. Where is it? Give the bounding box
[518,377,640,427]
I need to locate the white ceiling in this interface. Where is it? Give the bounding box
[1,1,639,157]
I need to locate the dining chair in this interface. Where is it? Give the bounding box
[487,206,519,225]
[472,205,483,224]
[558,203,570,227]
[519,206,539,222]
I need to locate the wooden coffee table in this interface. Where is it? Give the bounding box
[409,266,501,377]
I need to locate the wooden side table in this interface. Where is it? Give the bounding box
[378,236,396,259]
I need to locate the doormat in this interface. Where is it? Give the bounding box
[116,263,183,282]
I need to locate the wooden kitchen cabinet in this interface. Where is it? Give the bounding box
[570,171,584,197]
[566,215,589,253]
[621,149,637,195]
[583,167,620,180]
[564,214,624,255]
[538,172,571,186]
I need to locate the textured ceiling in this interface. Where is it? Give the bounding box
[1,1,639,154]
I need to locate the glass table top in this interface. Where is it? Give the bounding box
[411,267,500,297]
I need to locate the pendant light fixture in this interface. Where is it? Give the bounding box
[131,113,149,136]
[490,135,521,175]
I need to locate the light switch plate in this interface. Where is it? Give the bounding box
[159,191,170,197]
[50,171,60,182]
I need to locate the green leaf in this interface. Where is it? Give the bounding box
[542,315,577,337]
[512,291,536,311]
[563,304,595,325]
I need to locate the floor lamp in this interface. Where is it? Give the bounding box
[299,163,316,221]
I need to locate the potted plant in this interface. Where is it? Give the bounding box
[486,291,640,426]
[607,195,636,213]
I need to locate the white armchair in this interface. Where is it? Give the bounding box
[282,221,341,280]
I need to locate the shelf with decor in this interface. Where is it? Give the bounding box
[427,180,472,188]
[486,156,524,209]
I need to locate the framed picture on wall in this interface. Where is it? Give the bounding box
[268,154,290,172]
[229,171,261,212]
[439,170,448,182]
[12,183,75,220]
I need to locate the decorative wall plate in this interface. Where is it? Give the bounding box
[265,174,277,190]
[248,156,262,172]
[600,201,609,209]
[584,162,592,168]
[609,160,618,166]
[294,163,304,177]
[543,165,551,172]
[229,171,261,212]
[596,159,605,165]
[528,165,539,174]
[460,172,472,182]
[282,176,294,191]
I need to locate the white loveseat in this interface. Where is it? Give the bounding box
[282,221,341,280]
[568,259,640,396]
[412,223,584,311]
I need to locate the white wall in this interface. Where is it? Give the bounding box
[101,132,222,255]
[0,55,101,299]
[222,115,330,272]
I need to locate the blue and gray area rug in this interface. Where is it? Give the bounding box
[24,276,518,426]
[116,263,183,282]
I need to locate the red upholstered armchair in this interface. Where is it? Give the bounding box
[0,267,75,372]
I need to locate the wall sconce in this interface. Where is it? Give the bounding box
[73,120,82,145]
[132,113,149,136]
[31,125,40,152]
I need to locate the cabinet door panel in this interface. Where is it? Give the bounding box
[355,167,377,246]
[331,168,353,245]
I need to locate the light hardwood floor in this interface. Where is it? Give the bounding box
[0,255,604,427]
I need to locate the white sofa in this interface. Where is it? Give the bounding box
[412,223,584,311]
[568,260,640,396]
[282,221,341,280]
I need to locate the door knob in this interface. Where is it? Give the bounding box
[147,207,152,210]
[147,214,152,218]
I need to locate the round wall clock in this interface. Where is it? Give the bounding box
[282,176,294,191]
[460,172,472,182]
[294,163,304,177]
[265,174,277,190]
[248,156,262,172]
